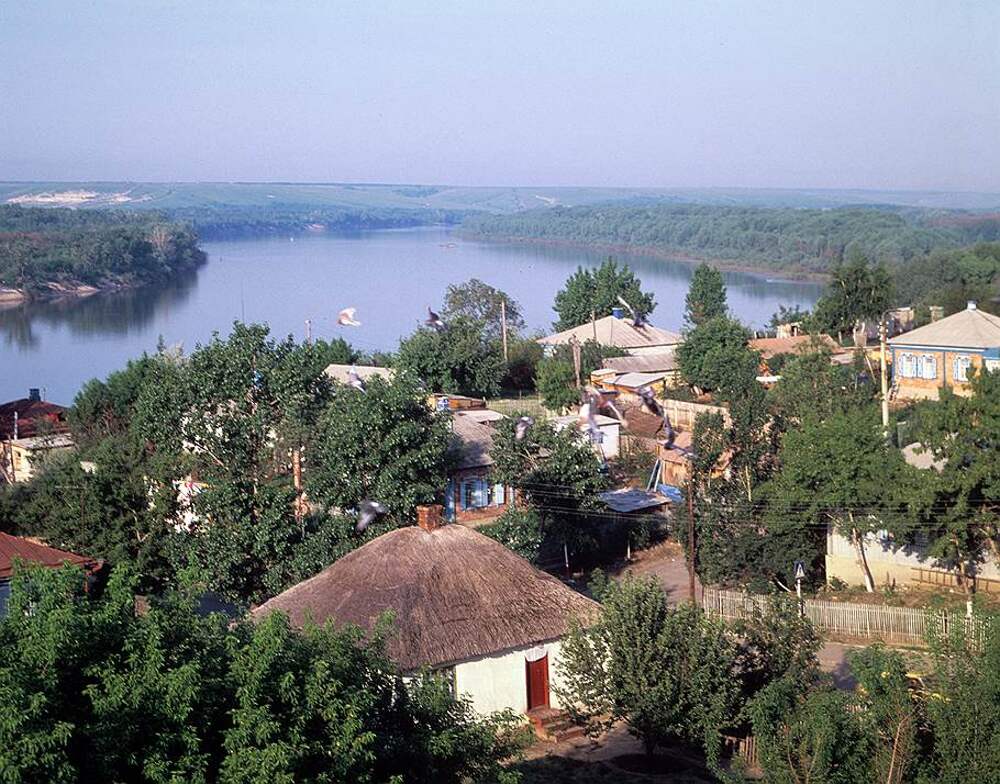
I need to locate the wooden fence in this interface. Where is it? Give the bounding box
[485,393,549,419]
[703,586,991,647]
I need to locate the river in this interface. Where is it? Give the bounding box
[0,227,823,404]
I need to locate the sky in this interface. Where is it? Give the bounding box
[2,0,999,191]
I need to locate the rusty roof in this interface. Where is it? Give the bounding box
[0,532,98,580]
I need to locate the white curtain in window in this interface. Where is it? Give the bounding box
[922,355,936,380]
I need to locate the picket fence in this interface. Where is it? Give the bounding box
[702,586,990,647]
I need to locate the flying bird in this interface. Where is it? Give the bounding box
[355,499,388,534]
[425,307,446,332]
[661,411,676,450]
[515,416,534,441]
[616,295,648,328]
[347,366,366,393]
[338,307,362,327]
[637,385,663,417]
[578,398,602,443]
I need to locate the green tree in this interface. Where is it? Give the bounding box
[677,316,757,393]
[906,370,1000,613]
[766,407,911,592]
[767,348,875,427]
[479,507,544,563]
[534,358,578,411]
[811,250,893,337]
[308,374,451,520]
[0,564,526,784]
[442,278,524,341]
[684,263,727,326]
[552,259,655,330]
[555,577,739,767]
[395,315,505,397]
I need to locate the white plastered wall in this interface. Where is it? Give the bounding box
[453,638,569,715]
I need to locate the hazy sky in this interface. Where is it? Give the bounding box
[2,1,998,190]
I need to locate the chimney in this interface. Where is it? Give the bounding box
[611,307,624,320]
[416,504,444,532]
[929,306,944,322]
[28,388,41,402]
[967,301,978,311]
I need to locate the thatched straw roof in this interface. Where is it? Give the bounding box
[252,524,600,671]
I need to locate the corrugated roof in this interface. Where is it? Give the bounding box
[749,334,843,359]
[252,524,600,670]
[538,315,682,350]
[0,533,97,580]
[601,353,679,373]
[324,364,395,384]
[0,398,69,440]
[610,371,672,389]
[889,305,1000,350]
[11,433,75,450]
[599,488,668,513]
[449,412,498,469]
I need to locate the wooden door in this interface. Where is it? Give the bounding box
[525,654,549,710]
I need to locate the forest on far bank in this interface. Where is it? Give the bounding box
[0,205,205,296]
[462,203,1000,274]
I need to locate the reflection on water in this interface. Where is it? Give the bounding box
[0,227,823,404]
[0,275,198,350]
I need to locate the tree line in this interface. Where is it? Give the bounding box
[0,205,205,295]
[463,202,1000,275]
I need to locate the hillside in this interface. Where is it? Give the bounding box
[462,204,1000,274]
[0,205,205,300]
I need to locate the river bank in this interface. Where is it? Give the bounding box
[456,232,832,283]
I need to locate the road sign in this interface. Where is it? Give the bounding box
[794,561,806,581]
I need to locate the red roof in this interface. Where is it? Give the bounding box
[0,532,97,580]
[0,398,69,440]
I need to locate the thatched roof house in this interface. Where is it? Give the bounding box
[253,506,600,716]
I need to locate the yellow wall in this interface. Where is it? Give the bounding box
[893,349,981,401]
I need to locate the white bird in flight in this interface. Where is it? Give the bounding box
[338,307,361,327]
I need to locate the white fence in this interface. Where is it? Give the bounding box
[703,586,991,647]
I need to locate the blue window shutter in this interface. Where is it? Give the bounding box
[460,481,468,510]
[475,479,487,508]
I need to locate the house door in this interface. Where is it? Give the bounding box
[525,653,549,710]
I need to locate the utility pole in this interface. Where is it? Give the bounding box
[591,309,597,342]
[500,299,509,362]
[570,336,582,388]
[687,473,697,606]
[879,314,890,437]
[305,319,312,345]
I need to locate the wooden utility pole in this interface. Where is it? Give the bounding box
[570,336,582,388]
[687,473,697,606]
[292,448,305,531]
[591,309,597,342]
[500,299,509,362]
[305,319,312,345]
[879,316,890,436]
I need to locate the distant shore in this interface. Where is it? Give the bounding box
[456,232,831,283]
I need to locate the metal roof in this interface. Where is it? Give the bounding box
[538,315,682,350]
[888,304,1000,350]
[599,488,669,513]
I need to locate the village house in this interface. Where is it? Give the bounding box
[0,532,100,616]
[888,301,1000,401]
[748,333,854,372]
[445,409,515,525]
[537,311,683,357]
[252,505,600,725]
[825,441,1000,593]
[0,389,74,484]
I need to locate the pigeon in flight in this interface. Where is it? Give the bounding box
[515,416,534,441]
[637,385,663,418]
[347,366,366,393]
[338,307,362,327]
[356,499,388,534]
[425,307,447,332]
[616,295,648,328]
[578,397,602,442]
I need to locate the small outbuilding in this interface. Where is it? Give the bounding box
[252,506,600,717]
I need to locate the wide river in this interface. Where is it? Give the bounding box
[0,227,822,404]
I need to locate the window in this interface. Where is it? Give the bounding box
[953,355,972,382]
[460,477,507,511]
[898,353,916,378]
[921,355,937,380]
